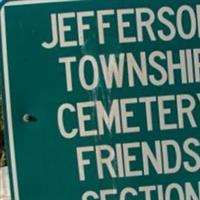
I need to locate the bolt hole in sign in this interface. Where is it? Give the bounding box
[1,0,200,200]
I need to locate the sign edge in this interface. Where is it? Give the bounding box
[1,6,20,200]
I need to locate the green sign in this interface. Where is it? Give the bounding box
[1,0,200,199]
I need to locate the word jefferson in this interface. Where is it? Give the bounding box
[42,5,200,48]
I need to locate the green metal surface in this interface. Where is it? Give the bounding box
[1,0,200,199]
